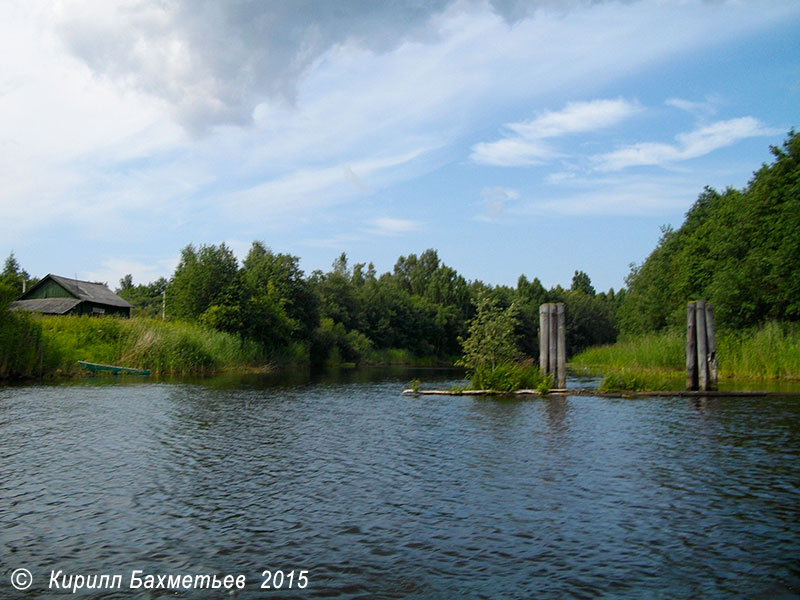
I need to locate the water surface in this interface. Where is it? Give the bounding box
[1,370,798,598]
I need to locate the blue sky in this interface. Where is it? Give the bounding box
[1,0,798,293]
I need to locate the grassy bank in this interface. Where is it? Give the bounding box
[1,315,267,379]
[570,321,800,390]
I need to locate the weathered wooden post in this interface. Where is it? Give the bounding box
[686,300,717,391]
[705,304,718,390]
[539,302,566,388]
[696,300,708,391]
[556,303,566,389]
[686,302,697,391]
[549,305,558,377]
[539,304,550,376]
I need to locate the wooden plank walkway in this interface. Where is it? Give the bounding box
[403,389,800,398]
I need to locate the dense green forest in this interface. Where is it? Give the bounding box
[115,244,621,367]
[2,131,797,380]
[619,130,799,334]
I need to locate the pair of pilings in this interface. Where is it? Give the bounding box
[539,303,566,388]
[686,300,718,391]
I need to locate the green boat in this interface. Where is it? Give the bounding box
[77,361,150,376]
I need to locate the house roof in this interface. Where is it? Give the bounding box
[10,298,82,314]
[19,274,133,308]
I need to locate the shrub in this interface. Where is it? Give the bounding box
[469,363,548,392]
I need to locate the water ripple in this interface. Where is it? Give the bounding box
[0,377,799,598]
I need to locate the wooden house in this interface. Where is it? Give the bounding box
[10,274,132,317]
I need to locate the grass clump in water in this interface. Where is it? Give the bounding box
[597,369,676,392]
[468,363,550,393]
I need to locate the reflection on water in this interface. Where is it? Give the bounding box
[0,370,798,599]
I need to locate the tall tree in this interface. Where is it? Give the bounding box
[168,243,240,327]
[2,252,30,296]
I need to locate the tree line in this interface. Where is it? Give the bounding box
[619,130,799,335]
[5,131,796,368]
[115,244,622,366]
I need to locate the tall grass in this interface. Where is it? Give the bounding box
[718,322,800,379]
[0,309,46,378]
[570,329,684,372]
[570,321,800,383]
[36,316,264,376]
[468,363,551,392]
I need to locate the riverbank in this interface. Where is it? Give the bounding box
[569,321,800,390]
[1,315,268,378]
[0,312,456,380]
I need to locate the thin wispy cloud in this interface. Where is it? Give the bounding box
[519,175,699,216]
[221,148,430,222]
[665,97,719,118]
[509,98,641,139]
[470,98,640,166]
[478,186,520,221]
[593,117,777,171]
[367,217,424,236]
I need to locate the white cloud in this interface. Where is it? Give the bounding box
[470,98,640,166]
[665,96,718,118]
[219,148,431,224]
[478,186,520,220]
[83,256,179,289]
[470,138,554,166]
[509,98,641,139]
[518,175,698,216]
[367,217,424,236]
[593,117,777,171]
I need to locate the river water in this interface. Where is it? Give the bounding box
[1,369,798,599]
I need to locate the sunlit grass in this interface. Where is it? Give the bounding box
[37,315,264,376]
[718,321,800,379]
[570,322,800,387]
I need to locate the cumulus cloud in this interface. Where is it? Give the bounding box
[50,0,654,134]
[51,0,453,132]
[593,117,777,171]
[470,98,640,166]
